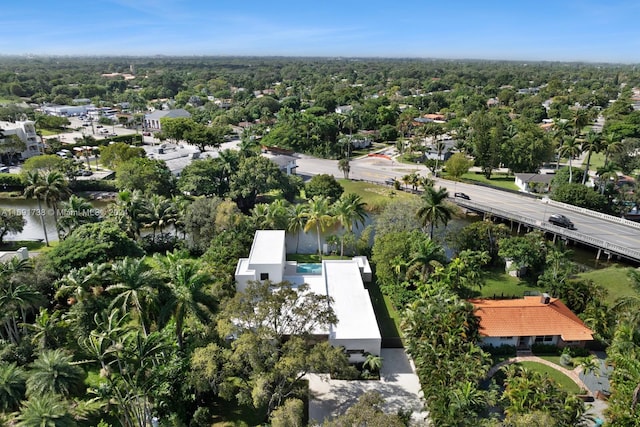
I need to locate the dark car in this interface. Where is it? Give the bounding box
[548,214,575,229]
[454,192,470,200]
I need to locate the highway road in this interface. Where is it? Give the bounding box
[295,152,640,262]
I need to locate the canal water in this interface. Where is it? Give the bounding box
[0,198,630,271]
[0,198,111,242]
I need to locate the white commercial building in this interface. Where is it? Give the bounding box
[0,121,44,160]
[235,230,380,362]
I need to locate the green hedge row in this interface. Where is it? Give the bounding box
[69,179,117,192]
[0,173,25,190]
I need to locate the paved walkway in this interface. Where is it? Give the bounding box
[306,348,429,425]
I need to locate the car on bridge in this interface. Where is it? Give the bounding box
[454,192,470,200]
[548,214,576,230]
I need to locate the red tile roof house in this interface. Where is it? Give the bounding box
[469,295,594,351]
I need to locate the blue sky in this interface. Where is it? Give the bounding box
[2,0,639,63]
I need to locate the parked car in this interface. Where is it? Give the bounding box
[454,192,470,200]
[96,125,103,128]
[548,214,575,229]
[142,131,151,136]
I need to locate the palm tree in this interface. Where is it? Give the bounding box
[171,195,190,238]
[571,108,591,137]
[106,257,157,336]
[333,193,367,256]
[251,203,270,229]
[286,203,308,254]
[338,157,351,179]
[363,353,383,373]
[0,362,26,411]
[602,131,624,168]
[74,134,97,170]
[552,119,572,171]
[155,255,216,348]
[142,194,176,240]
[303,196,335,255]
[113,190,145,238]
[0,282,44,344]
[416,186,453,239]
[23,170,49,246]
[266,199,290,230]
[581,130,601,185]
[13,393,77,427]
[407,238,446,281]
[596,163,619,195]
[26,349,85,397]
[38,171,71,239]
[57,195,96,238]
[23,308,62,350]
[558,136,582,183]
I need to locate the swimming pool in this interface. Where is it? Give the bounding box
[296,263,322,274]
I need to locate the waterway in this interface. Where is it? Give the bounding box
[0,198,629,271]
[0,198,111,242]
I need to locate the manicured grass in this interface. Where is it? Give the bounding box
[460,172,519,191]
[367,280,402,339]
[476,269,543,299]
[0,240,47,251]
[338,179,418,212]
[517,361,583,394]
[537,355,588,369]
[587,152,606,170]
[39,129,63,136]
[286,253,349,262]
[577,264,638,305]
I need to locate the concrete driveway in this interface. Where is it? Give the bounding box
[307,348,429,425]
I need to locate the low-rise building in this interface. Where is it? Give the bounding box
[470,295,594,350]
[143,109,191,131]
[235,230,380,362]
[0,120,44,160]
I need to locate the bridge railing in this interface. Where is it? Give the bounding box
[545,199,640,230]
[455,199,640,261]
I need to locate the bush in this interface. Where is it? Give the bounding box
[69,179,117,192]
[141,233,179,254]
[482,344,517,357]
[0,173,24,191]
[531,344,561,355]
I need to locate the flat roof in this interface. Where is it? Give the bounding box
[323,260,381,340]
[248,230,285,265]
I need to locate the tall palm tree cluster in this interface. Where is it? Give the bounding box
[252,192,367,256]
[552,111,627,196]
[0,249,217,426]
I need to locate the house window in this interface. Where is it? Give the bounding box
[260,273,269,280]
[534,336,554,343]
[500,337,514,340]
[345,349,365,355]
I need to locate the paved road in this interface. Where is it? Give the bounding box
[296,153,640,262]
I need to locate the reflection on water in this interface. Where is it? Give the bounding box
[0,198,111,242]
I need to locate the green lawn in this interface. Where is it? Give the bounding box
[576,264,638,305]
[517,361,583,394]
[286,253,348,262]
[460,172,519,191]
[586,152,606,170]
[338,179,417,212]
[39,129,63,136]
[367,281,402,339]
[476,269,543,299]
[0,240,46,251]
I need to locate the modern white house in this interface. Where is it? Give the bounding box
[235,230,380,362]
[0,121,44,160]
